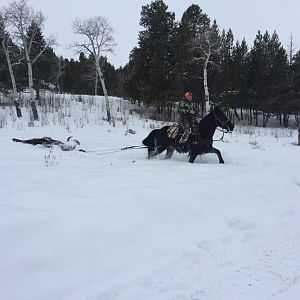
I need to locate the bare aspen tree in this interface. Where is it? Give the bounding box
[0,11,23,117]
[192,21,222,113]
[4,0,56,120]
[55,55,64,94]
[72,16,116,122]
[94,69,98,96]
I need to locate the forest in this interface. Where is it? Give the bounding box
[1,0,300,127]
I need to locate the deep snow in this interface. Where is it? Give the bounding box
[0,95,300,300]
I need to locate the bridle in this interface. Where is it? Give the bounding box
[195,111,231,142]
[212,111,232,133]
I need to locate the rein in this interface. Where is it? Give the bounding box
[213,128,225,141]
[199,112,231,142]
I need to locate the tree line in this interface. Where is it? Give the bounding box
[1,0,300,126]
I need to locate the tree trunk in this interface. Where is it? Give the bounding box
[95,60,111,122]
[283,113,289,128]
[234,107,240,121]
[255,110,258,127]
[262,112,266,127]
[56,78,61,94]
[2,40,22,118]
[94,69,98,95]
[14,100,22,118]
[248,109,252,126]
[35,79,41,102]
[203,58,209,113]
[56,59,62,94]
[26,50,39,120]
[279,113,282,125]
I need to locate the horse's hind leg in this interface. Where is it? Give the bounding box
[149,146,165,158]
[165,147,174,159]
[211,147,224,164]
[147,147,154,159]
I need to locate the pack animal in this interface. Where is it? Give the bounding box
[142,107,234,163]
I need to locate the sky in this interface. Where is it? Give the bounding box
[1,0,300,68]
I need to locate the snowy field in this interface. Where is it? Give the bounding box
[1,95,300,300]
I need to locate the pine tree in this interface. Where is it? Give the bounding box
[288,51,300,112]
[231,39,249,114]
[291,51,300,92]
[231,39,249,92]
[26,22,57,101]
[134,0,176,117]
[247,31,289,125]
[218,29,234,93]
[0,19,12,92]
[122,47,143,103]
[172,4,210,106]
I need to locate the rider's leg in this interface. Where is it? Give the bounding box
[179,128,191,143]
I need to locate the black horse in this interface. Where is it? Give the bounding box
[142,106,234,163]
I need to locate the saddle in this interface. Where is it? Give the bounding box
[167,124,181,139]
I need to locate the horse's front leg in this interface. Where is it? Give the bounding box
[211,147,224,164]
[189,152,197,163]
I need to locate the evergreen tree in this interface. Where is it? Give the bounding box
[231,39,249,93]
[217,38,249,110]
[61,58,81,94]
[291,51,300,93]
[0,21,11,92]
[218,28,234,93]
[26,22,57,100]
[247,31,289,125]
[172,4,210,104]
[133,0,176,116]
[77,52,93,95]
[122,47,144,103]
[100,57,120,96]
[231,39,249,110]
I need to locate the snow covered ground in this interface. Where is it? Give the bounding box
[1,95,300,300]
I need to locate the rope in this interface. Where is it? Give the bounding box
[78,145,147,155]
[213,128,226,142]
[199,113,231,142]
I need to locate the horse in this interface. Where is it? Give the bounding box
[142,106,234,163]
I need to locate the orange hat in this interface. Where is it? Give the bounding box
[184,91,192,100]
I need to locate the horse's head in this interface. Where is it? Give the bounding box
[212,106,234,132]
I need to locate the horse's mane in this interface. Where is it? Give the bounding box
[198,109,215,126]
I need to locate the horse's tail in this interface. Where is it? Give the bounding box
[142,129,158,147]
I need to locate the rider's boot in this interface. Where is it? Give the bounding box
[179,128,191,144]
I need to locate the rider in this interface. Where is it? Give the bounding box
[177,91,198,144]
